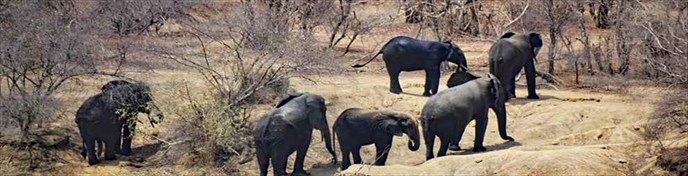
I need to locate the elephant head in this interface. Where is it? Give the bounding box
[104,81,164,126]
[443,41,468,71]
[447,70,480,88]
[377,111,421,151]
[277,93,337,163]
[527,33,543,57]
[500,32,543,59]
[486,74,513,141]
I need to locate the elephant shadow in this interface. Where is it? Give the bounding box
[79,142,163,167]
[123,142,163,162]
[507,95,557,106]
[307,162,339,176]
[448,141,522,156]
[400,92,426,97]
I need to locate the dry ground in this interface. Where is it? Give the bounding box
[5,1,685,175]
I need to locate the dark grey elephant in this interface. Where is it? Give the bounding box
[253,93,337,176]
[75,80,163,165]
[421,75,513,160]
[333,108,420,170]
[489,32,543,100]
[352,36,468,96]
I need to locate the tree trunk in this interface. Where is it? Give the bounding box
[614,0,629,75]
[546,0,556,75]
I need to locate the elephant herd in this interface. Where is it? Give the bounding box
[73,32,543,176]
[253,32,544,175]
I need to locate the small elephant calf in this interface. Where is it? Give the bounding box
[333,108,421,170]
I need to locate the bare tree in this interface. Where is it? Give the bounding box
[0,0,119,170]
[543,0,574,75]
[148,1,340,173]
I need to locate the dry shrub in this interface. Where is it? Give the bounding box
[645,88,688,175]
[657,147,688,174]
[646,89,688,138]
[146,1,341,174]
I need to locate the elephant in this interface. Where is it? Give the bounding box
[333,108,420,170]
[446,69,480,88]
[75,80,163,165]
[253,93,337,176]
[489,32,543,100]
[352,36,468,96]
[421,75,514,160]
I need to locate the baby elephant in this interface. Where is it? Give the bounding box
[333,108,421,170]
[422,74,514,160]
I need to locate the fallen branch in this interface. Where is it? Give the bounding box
[536,70,562,86]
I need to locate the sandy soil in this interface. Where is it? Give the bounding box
[230,67,676,175]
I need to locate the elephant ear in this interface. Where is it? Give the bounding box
[528,33,543,48]
[487,74,500,103]
[379,115,403,136]
[500,32,516,39]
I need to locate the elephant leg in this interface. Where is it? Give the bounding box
[448,126,465,151]
[352,146,363,164]
[292,133,312,175]
[422,68,441,96]
[387,68,402,94]
[256,144,270,176]
[120,119,135,156]
[373,137,393,166]
[82,134,99,165]
[103,135,118,160]
[271,147,289,176]
[340,147,352,170]
[424,128,436,160]
[524,59,539,99]
[430,68,441,95]
[473,113,488,152]
[509,76,517,98]
[436,137,450,158]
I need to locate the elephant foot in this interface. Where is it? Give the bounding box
[422,92,432,97]
[448,143,461,151]
[87,157,99,165]
[291,170,311,176]
[502,136,515,141]
[390,89,402,94]
[527,94,540,99]
[472,146,487,152]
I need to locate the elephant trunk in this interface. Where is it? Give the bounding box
[406,121,421,151]
[320,128,337,164]
[495,103,514,141]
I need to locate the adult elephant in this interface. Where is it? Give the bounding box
[333,108,420,170]
[75,81,164,165]
[421,75,514,160]
[253,93,337,176]
[352,36,468,96]
[489,32,543,100]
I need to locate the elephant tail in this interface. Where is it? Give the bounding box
[351,39,394,68]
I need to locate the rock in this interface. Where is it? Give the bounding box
[618,159,628,164]
[633,126,641,131]
[475,159,483,163]
[551,142,559,145]
[601,146,608,149]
